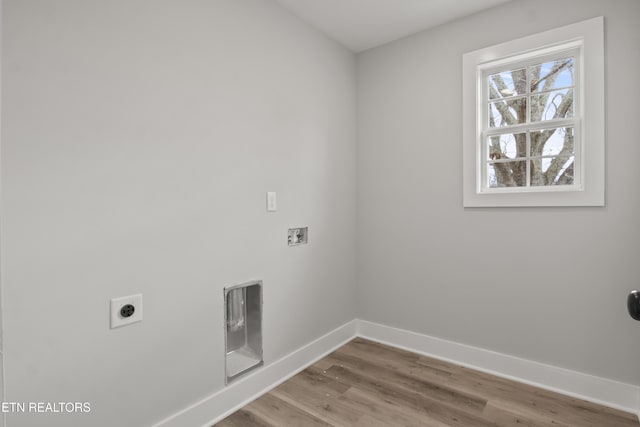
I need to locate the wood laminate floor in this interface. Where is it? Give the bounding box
[215,338,640,426]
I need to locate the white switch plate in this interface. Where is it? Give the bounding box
[266,192,277,212]
[110,294,143,329]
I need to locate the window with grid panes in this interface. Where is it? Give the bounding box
[462,17,604,207]
[481,45,580,192]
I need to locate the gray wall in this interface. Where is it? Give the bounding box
[1,1,357,426]
[357,0,640,385]
[4,0,640,426]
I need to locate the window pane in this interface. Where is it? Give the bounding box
[487,133,526,160]
[530,89,573,122]
[489,68,527,99]
[530,127,574,157]
[530,156,575,186]
[488,161,527,188]
[529,58,574,92]
[488,97,526,127]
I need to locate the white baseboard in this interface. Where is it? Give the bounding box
[153,320,357,427]
[357,319,640,416]
[154,318,639,426]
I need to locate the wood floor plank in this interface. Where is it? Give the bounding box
[323,365,497,426]
[214,409,272,427]
[215,339,640,427]
[269,368,360,426]
[353,414,399,427]
[340,385,452,427]
[326,348,486,413]
[482,401,572,427]
[412,350,639,427]
[312,358,335,371]
[246,393,332,427]
[351,338,457,378]
[439,362,637,426]
[345,338,454,381]
[295,366,352,395]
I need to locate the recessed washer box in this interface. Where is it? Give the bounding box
[224,281,263,384]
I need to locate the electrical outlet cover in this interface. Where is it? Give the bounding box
[110,294,143,329]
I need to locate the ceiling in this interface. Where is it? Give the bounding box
[274,0,513,53]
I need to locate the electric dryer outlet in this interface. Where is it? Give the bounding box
[110,294,143,328]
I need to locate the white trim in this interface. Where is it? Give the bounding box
[154,319,639,426]
[463,16,605,207]
[152,320,358,427]
[357,320,640,417]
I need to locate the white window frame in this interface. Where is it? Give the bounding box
[463,17,604,207]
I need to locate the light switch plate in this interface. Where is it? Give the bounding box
[267,192,277,212]
[110,294,143,329]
